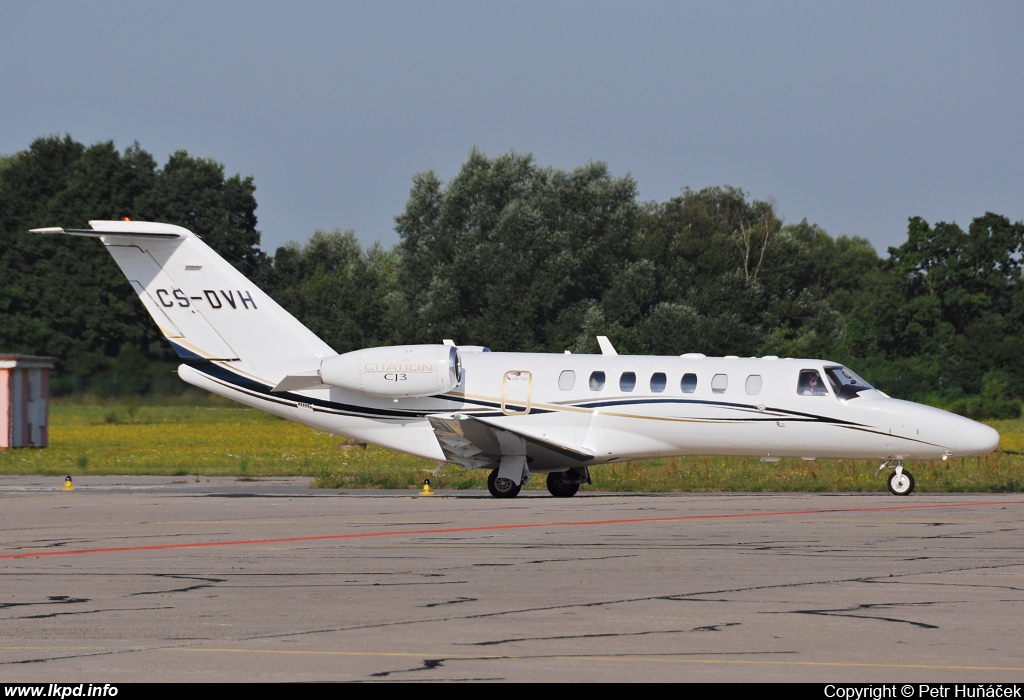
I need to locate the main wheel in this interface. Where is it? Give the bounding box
[487,469,522,499]
[546,471,580,498]
[888,469,915,496]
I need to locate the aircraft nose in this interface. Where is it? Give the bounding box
[954,418,1001,456]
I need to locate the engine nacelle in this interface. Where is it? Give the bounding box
[319,345,464,398]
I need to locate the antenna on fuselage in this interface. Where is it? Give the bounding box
[596,336,618,356]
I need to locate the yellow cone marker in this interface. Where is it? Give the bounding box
[63,476,74,491]
[421,478,434,496]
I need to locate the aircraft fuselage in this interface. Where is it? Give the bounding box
[180,352,999,468]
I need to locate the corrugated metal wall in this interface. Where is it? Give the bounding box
[1,357,54,448]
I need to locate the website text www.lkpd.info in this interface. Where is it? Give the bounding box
[5,686,117,698]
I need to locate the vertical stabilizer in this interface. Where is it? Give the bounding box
[31,221,335,366]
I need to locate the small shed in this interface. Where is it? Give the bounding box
[0,354,56,448]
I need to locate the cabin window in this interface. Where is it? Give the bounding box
[558,370,575,391]
[650,372,667,393]
[797,369,828,396]
[589,371,606,391]
[745,374,762,395]
[711,373,728,394]
[681,373,697,393]
[620,372,636,392]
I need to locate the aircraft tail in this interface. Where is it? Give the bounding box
[30,221,335,371]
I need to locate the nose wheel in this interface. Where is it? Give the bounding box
[879,461,915,496]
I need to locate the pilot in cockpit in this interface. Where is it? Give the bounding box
[799,370,828,396]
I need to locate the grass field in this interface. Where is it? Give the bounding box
[2,399,1023,493]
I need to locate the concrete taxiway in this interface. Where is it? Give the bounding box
[1,476,1023,682]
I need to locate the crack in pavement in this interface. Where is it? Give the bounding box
[370,657,444,677]
[773,602,945,629]
[884,580,1024,593]
[8,605,174,621]
[9,547,1015,657]
[0,642,197,667]
[364,648,797,679]
[241,560,1024,643]
[422,597,477,609]
[466,622,741,646]
[225,573,883,644]
[524,554,638,564]
[0,596,90,610]
[129,574,227,596]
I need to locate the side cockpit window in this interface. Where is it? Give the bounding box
[824,365,874,400]
[797,370,828,396]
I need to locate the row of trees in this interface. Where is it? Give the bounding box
[0,136,260,393]
[2,136,1022,415]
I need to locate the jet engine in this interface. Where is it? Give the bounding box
[319,344,463,398]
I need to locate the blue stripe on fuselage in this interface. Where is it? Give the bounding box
[184,361,862,426]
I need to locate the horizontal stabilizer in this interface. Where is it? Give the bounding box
[30,227,181,239]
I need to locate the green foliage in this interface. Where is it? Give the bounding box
[265,229,396,353]
[0,136,262,395]
[3,133,1023,414]
[5,403,1022,494]
[392,148,639,351]
[627,188,857,357]
[138,150,263,275]
[944,372,1022,420]
[849,213,1024,400]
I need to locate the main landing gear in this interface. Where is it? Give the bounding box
[546,468,591,498]
[486,466,592,498]
[487,469,522,499]
[878,460,915,496]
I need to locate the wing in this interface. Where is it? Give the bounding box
[428,414,593,471]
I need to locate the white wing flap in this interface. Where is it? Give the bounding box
[428,415,593,470]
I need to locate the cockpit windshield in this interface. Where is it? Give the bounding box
[824,365,874,400]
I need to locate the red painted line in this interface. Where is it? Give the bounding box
[3,499,1023,561]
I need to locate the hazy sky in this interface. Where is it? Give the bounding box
[3,1,1021,254]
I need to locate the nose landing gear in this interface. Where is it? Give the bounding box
[878,460,915,496]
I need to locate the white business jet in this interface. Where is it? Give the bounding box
[31,220,1000,498]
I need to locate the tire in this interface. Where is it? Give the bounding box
[487,468,522,499]
[888,469,915,496]
[546,471,580,498]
